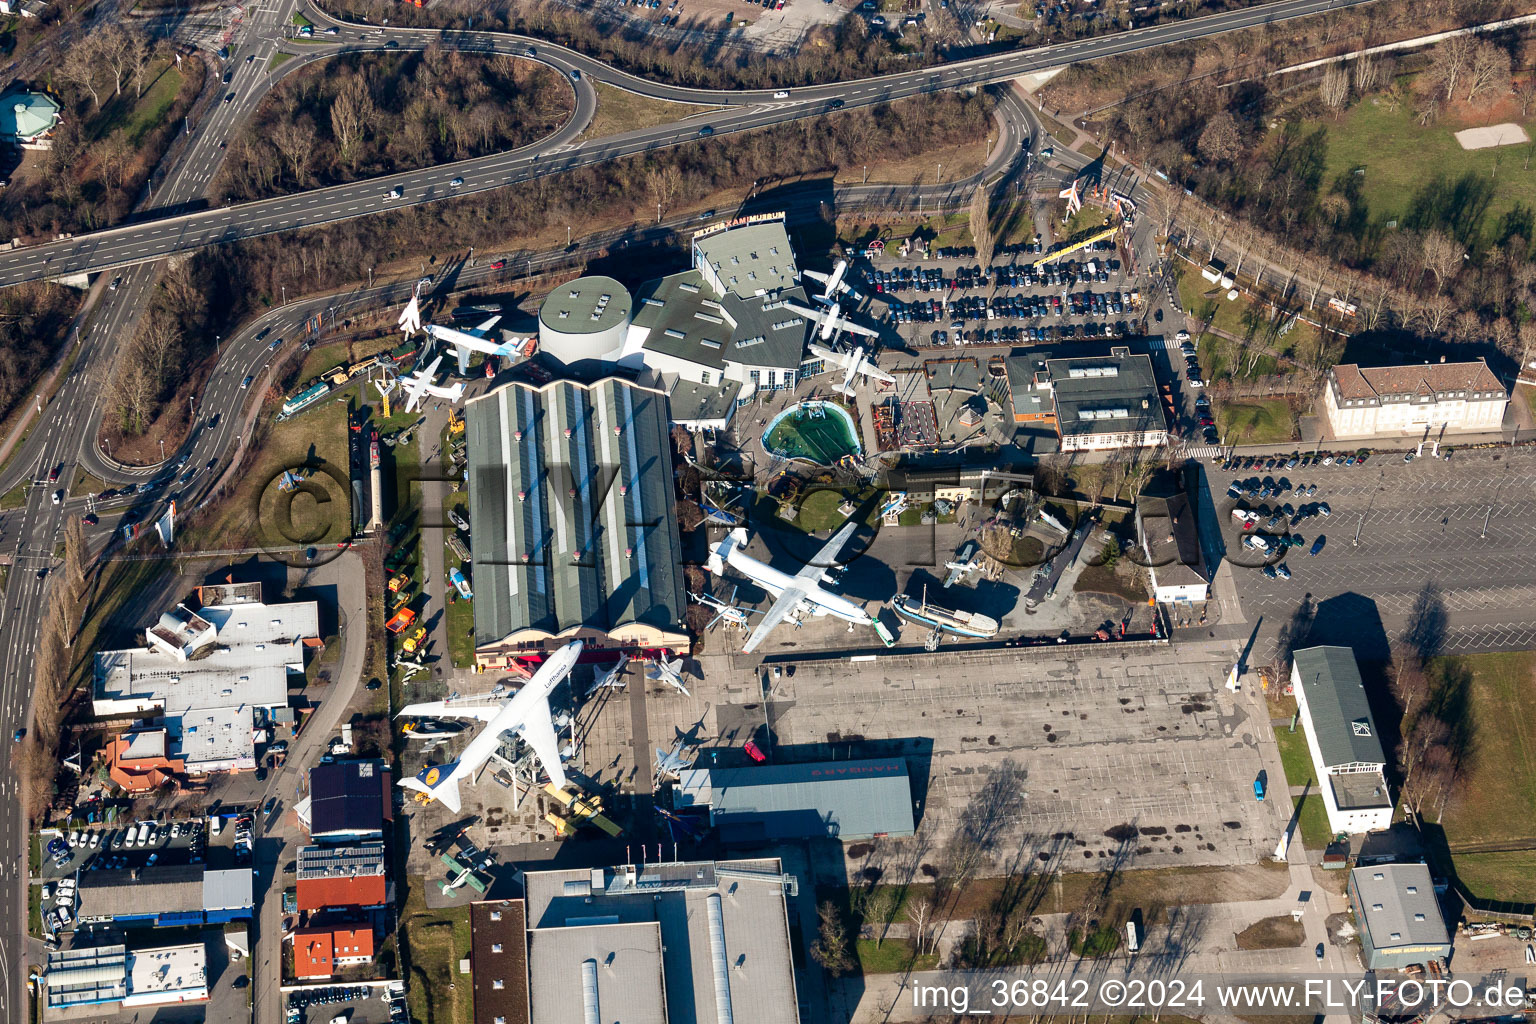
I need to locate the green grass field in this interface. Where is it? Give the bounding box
[856,938,940,974]
[1433,651,1536,848]
[1318,96,1536,238]
[1218,399,1296,445]
[0,479,26,510]
[1452,850,1536,904]
[268,52,295,73]
[89,60,184,147]
[1291,792,1333,849]
[400,884,474,1024]
[443,491,475,669]
[584,82,715,141]
[179,398,351,552]
[1273,720,1315,790]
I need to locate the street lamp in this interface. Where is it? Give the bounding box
[158,439,165,460]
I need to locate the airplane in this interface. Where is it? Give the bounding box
[707,520,883,654]
[801,260,857,303]
[943,540,982,588]
[397,278,432,338]
[689,588,758,631]
[645,657,690,697]
[401,355,466,414]
[584,654,629,698]
[1060,178,1083,216]
[782,298,879,342]
[424,318,527,375]
[654,738,695,781]
[397,640,583,812]
[807,342,894,397]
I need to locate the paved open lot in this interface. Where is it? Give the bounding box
[1207,445,1536,659]
[696,643,1291,872]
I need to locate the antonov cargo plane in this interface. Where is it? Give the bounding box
[398,640,583,812]
[400,355,466,413]
[707,520,893,654]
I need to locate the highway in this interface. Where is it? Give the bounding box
[0,0,1383,287]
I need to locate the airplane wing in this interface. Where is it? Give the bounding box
[807,342,844,365]
[741,586,804,654]
[798,518,860,581]
[781,301,826,322]
[859,360,895,383]
[466,315,501,337]
[397,700,501,722]
[422,381,466,403]
[838,319,881,339]
[403,373,431,413]
[801,269,830,285]
[513,690,566,790]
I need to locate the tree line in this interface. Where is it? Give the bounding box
[0,27,202,241]
[0,282,81,423]
[216,47,573,202]
[1082,16,1536,373]
[321,0,945,89]
[104,92,991,437]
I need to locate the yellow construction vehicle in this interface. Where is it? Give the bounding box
[402,625,428,654]
[448,407,465,436]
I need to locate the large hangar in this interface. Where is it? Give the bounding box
[537,276,633,364]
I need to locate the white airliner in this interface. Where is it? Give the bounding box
[802,260,856,303]
[425,319,528,374]
[401,355,466,413]
[707,520,886,654]
[807,342,894,396]
[783,299,880,342]
[398,640,583,812]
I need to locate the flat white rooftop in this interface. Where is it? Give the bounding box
[125,942,207,1006]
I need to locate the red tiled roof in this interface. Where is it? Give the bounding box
[294,929,335,979]
[296,873,386,912]
[1332,360,1504,401]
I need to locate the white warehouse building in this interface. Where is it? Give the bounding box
[1291,646,1395,835]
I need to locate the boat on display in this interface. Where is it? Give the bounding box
[891,589,999,639]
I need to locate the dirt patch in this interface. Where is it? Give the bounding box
[1235,914,1305,950]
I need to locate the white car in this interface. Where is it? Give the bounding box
[40,885,51,901]
[67,831,80,847]
[1243,534,1271,552]
[1175,330,1190,341]
[773,90,790,98]
[386,187,403,200]
[88,831,100,849]
[135,822,152,846]
[55,893,73,909]
[56,880,75,895]
[449,177,463,188]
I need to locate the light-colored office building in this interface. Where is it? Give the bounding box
[1323,360,1507,439]
[1291,646,1394,835]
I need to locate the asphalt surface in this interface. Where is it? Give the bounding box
[0,0,1384,286]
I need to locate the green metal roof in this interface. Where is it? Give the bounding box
[0,89,60,142]
[1294,646,1386,767]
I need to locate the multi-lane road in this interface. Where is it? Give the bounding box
[0,0,1382,1016]
[0,0,1384,287]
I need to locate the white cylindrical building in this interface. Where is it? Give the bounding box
[537,276,633,364]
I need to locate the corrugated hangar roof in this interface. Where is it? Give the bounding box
[465,377,685,649]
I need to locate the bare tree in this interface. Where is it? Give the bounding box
[272,116,318,185]
[98,25,134,98]
[330,74,375,169]
[1352,54,1384,95]
[1196,111,1243,164]
[905,892,934,955]
[864,887,898,948]
[60,36,103,109]
[1514,76,1536,118]
[1420,230,1465,294]
[1465,41,1511,103]
[1319,64,1350,114]
[1425,35,1477,102]
[969,183,994,269]
[810,901,855,976]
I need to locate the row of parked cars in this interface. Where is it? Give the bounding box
[926,321,1135,346]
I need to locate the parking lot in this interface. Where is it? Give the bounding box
[695,641,1290,871]
[39,819,212,933]
[858,242,1144,352]
[288,983,405,1024]
[1210,444,1536,657]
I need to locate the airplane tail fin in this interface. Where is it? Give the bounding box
[832,381,857,398]
[707,529,747,575]
[399,760,463,812]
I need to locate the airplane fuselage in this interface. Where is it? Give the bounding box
[724,545,871,625]
[440,642,580,786]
